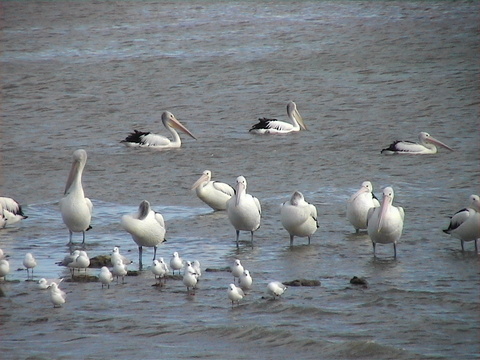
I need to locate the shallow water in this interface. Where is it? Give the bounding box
[0,1,479,359]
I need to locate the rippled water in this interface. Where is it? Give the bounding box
[1,1,479,359]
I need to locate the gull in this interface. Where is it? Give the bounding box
[170,252,183,275]
[38,278,64,290]
[111,246,133,266]
[99,266,114,289]
[192,260,202,279]
[23,252,37,279]
[76,250,90,275]
[346,181,380,233]
[152,258,169,284]
[49,282,66,308]
[238,269,253,291]
[230,259,244,283]
[227,284,245,307]
[267,281,287,299]
[183,261,198,294]
[112,259,128,284]
[0,258,10,280]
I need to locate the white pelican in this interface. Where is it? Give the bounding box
[122,111,196,149]
[443,195,480,252]
[59,149,93,245]
[0,197,28,228]
[367,187,405,257]
[280,191,319,246]
[226,176,261,248]
[191,170,235,211]
[249,101,306,134]
[99,266,114,289]
[49,282,66,308]
[121,200,166,269]
[23,253,37,279]
[346,181,380,233]
[267,281,287,299]
[381,132,453,155]
[227,283,245,307]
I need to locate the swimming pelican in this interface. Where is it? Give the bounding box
[367,187,405,257]
[191,170,235,211]
[443,194,480,252]
[59,149,93,245]
[121,200,166,269]
[122,111,196,149]
[249,101,306,134]
[381,132,453,155]
[0,197,28,228]
[280,191,319,246]
[226,176,261,248]
[346,181,380,233]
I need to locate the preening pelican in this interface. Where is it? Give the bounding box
[0,197,28,228]
[191,170,235,211]
[280,191,318,246]
[121,200,166,269]
[59,149,93,244]
[367,187,404,257]
[226,176,261,248]
[381,132,453,155]
[249,101,306,134]
[122,111,196,149]
[346,181,380,233]
[443,194,480,252]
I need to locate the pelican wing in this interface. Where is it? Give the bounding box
[443,208,470,233]
[122,130,170,147]
[253,196,262,215]
[381,140,425,154]
[249,118,293,132]
[212,181,235,197]
[0,197,26,217]
[155,212,165,228]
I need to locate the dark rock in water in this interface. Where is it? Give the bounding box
[89,255,112,268]
[283,279,321,287]
[350,276,368,287]
[205,267,230,273]
[66,275,99,283]
[126,270,139,276]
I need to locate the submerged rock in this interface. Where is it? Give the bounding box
[350,276,368,287]
[283,279,321,287]
[89,255,111,268]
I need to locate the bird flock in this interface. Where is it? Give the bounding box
[0,102,476,309]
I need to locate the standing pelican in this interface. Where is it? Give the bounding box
[59,149,93,245]
[249,101,306,134]
[191,170,235,211]
[280,191,319,246]
[0,197,28,228]
[367,187,405,257]
[381,132,453,155]
[346,181,380,233]
[443,195,480,252]
[121,200,166,269]
[122,111,196,149]
[226,176,261,248]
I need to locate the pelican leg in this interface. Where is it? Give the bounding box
[235,230,240,249]
[393,243,397,258]
[68,230,73,245]
[475,240,478,253]
[138,246,143,270]
[308,236,311,245]
[153,246,157,261]
[461,240,465,252]
[290,235,294,247]
[250,231,254,248]
[82,231,86,244]
[372,242,376,256]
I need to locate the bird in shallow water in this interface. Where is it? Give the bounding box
[191,170,235,211]
[280,191,319,246]
[380,132,453,155]
[346,181,380,233]
[367,187,405,258]
[227,283,245,307]
[443,194,480,252]
[226,176,261,248]
[99,266,114,289]
[267,281,287,299]
[249,101,306,134]
[122,111,196,149]
[121,200,166,270]
[59,149,93,245]
[49,282,66,308]
[23,252,37,279]
[0,197,28,228]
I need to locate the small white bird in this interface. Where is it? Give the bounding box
[191,170,235,211]
[98,266,114,289]
[38,278,64,290]
[227,283,245,307]
[0,197,28,228]
[443,194,480,252]
[183,261,198,294]
[226,176,262,248]
[0,258,10,280]
[280,191,319,246]
[347,181,380,233]
[152,258,169,284]
[23,252,37,279]
[49,282,66,308]
[111,246,132,266]
[112,259,128,284]
[121,200,166,269]
[76,250,90,274]
[230,259,244,282]
[192,260,202,279]
[238,269,253,291]
[267,281,287,299]
[170,252,183,275]
[367,187,405,258]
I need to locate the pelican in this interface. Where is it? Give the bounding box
[191,170,235,211]
[249,101,306,134]
[121,200,166,269]
[226,176,261,248]
[381,132,453,155]
[346,181,380,233]
[443,195,480,252]
[59,149,93,245]
[122,111,196,149]
[280,191,318,246]
[0,197,28,228]
[367,187,405,257]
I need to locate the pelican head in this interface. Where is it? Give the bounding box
[469,194,480,212]
[378,187,395,232]
[419,132,453,152]
[287,101,306,130]
[235,176,247,206]
[191,170,212,190]
[138,200,151,220]
[64,149,88,195]
[351,181,374,201]
[290,191,304,206]
[161,111,196,140]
